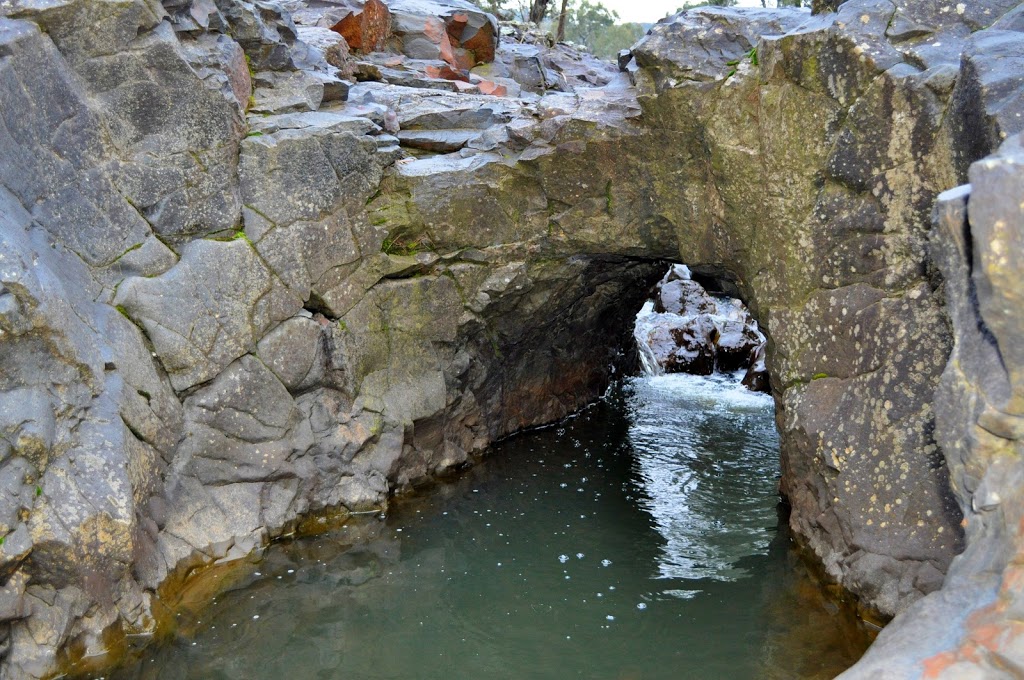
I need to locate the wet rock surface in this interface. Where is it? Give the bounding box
[0,0,1022,677]
[638,266,766,380]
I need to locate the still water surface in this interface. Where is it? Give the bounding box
[111,373,871,680]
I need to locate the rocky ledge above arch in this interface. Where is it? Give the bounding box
[0,0,1022,676]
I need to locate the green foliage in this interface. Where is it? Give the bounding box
[381,235,424,256]
[587,22,646,60]
[563,0,617,46]
[678,0,807,7]
[677,0,737,8]
[35,485,42,497]
[726,46,759,78]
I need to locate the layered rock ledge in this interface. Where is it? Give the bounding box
[0,0,1022,676]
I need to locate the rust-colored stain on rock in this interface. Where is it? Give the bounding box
[332,0,391,53]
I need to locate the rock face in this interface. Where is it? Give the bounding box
[839,135,1024,680]
[0,0,1022,677]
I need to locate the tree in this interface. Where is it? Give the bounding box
[676,0,737,8]
[555,0,570,42]
[528,0,551,23]
[563,0,618,48]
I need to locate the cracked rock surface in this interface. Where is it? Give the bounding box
[0,0,1023,676]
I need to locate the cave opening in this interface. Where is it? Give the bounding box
[103,260,875,680]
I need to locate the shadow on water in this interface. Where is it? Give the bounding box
[108,374,874,680]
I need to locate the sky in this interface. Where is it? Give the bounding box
[598,0,772,25]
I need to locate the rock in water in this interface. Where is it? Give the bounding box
[714,319,762,372]
[741,342,769,393]
[646,314,719,375]
[654,279,717,316]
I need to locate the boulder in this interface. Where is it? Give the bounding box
[332,0,392,53]
[646,314,719,376]
[741,342,769,393]
[714,319,762,372]
[296,25,356,78]
[654,279,716,316]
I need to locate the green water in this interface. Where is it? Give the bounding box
[109,374,871,680]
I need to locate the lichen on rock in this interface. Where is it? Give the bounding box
[0,0,1023,676]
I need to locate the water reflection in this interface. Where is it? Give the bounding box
[106,375,870,680]
[624,372,778,583]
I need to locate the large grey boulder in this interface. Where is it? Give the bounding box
[114,238,302,392]
[840,133,1024,680]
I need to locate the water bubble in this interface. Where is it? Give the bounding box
[576,553,584,559]
[252,615,260,620]
[637,603,647,610]
[606,615,615,621]
[559,554,569,563]
[601,559,612,567]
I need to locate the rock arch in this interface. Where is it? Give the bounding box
[0,0,1022,677]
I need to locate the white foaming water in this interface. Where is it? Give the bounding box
[624,371,778,585]
[627,285,777,586]
[633,298,765,379]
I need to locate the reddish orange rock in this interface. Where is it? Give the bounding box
[438,30,456,66]
[476,79,507,97]
[422,16,446,44]
[425,64,469,82]
[457,20,496,64]
[444,11,496,64]
[332,0,391,53]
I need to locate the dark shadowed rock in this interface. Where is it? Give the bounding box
[742,342,769,393]
[646,315,718,376]
[396,128,479,151]
[714,319,762,372]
